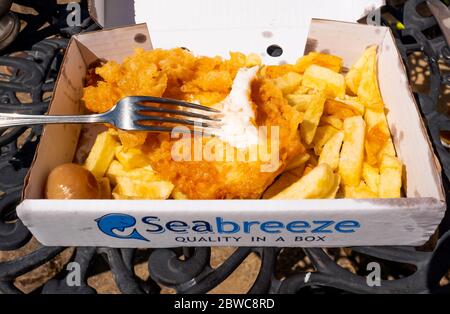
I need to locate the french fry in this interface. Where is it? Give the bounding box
[343,181,378,199]
[306,151,319,167]
[364,107,387,129]
[365,122,390,166]
[85,130,120,178]
[300,92,326,145]
[320,115,343,130]
[272,164,339,199]
[106,160,157,185]
[115,147,151,170]
[357,46,384,111]
[379,140,397,160]
[289,163,307,178]
[312,125,339,155]
[302,65,346,98]
[302,165,314,176]
[339,116,366,186]
[273,72,303,94]
[362,163,380,195]
[113,176,174,200]
[111,193,131,200]
[379,154,402,198]
[324,174,341,199]
[341,96,365,115]
[319,131,344,171]
[286,153,310,171]
[364,108,396,164]
[292,86,312,95]
[324,99,358,120]
[106,160,127,184]
[263,171,301,199]
[346,46,373,95]
[296,52,343,73]
[286,94,314,112]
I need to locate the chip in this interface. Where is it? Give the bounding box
[343,181,378,199]
[288,163,308,178]
[319,131,344,171]
[113,177,174,200]
[302,65,346,99]
[312,125,339,155]
[286,94,314,112]
[324,99,359,120]
[272,164,340,199]
[300,92,326,145]
[273,72,303,94]
[338,116,366,186]
[379,154,402,198]
[362,162,380,195]
[341,96,365,115]
[115,147,151,170]
[263,171,302,199]
[345,47,371,95]
[319,115,343,130]
[84,130,120,178]
[365,122,390,166]
[296,52,343,73]
[106,160,156,185]
[364,108,396,165]
[286,153,310,171]
[346,46,383,110]
[357,47,384,110]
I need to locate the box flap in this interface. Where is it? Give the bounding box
[74,23,152,64]
[88,0,384,64]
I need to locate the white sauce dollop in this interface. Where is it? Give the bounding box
[213,66,260,148]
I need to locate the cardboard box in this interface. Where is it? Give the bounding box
[88,0,385,65]
[16,19,446,248]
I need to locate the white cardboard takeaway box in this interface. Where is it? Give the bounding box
[88,0,385,65]
[16,18,446,248]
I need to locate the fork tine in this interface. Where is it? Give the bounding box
[135,115,221,129]
[133,124,213,136]
[134,104,221,122]
[128,96,221,113]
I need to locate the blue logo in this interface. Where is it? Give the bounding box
[95,213,149,242]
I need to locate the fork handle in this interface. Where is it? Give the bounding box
[0,112,109,128]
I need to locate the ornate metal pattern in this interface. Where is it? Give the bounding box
[0,0,449,294]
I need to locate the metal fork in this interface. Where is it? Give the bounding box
[0,96,221,134]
